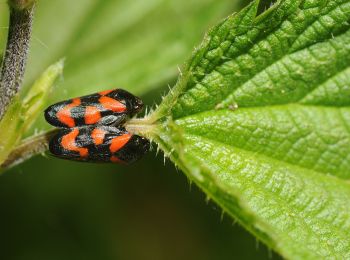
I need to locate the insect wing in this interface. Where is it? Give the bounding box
[44,89,144,128]
[49,126,149,164]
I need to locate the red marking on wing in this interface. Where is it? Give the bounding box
[61,128,88,157]
[56,98,81,127]
[91,128,106,145]
[85,106,101,125]
[110,156,123,163]
[109,134,131,153]
[99,89,113,96]
[99,96,126,113]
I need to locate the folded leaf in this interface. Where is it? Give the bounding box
[0,60,63,166]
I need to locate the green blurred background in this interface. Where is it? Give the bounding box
[0,0,281,259]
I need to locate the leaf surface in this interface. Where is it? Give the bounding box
[147,0,350,258]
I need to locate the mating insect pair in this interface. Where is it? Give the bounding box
[44,89,150,164]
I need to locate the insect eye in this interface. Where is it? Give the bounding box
[131,96,144,113]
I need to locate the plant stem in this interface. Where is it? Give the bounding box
[1,129,58,169]
[125,117,156,137]
[0,4,34,120]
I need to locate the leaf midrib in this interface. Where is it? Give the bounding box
[173,103,350,179]
[182,130,337,177]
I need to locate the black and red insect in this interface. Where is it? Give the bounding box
[44,89,144,128]
[49,125,149,164]
[44,88,149,164]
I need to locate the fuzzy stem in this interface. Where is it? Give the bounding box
[125,117,156,137]
[0,4,35,120]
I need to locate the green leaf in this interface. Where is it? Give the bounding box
[0,60,63,165]
[144,0,350,258]
[21,59,64,133]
